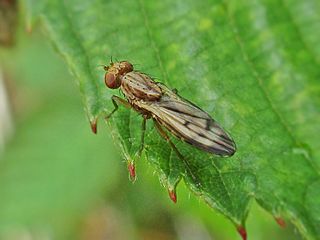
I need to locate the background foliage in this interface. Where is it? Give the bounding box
[0,0,319,239]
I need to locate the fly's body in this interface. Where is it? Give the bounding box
[103,61,236,157]
[121,72,162,102]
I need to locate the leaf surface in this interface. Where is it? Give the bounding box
[26,0,320,238]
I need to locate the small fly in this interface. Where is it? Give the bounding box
[103,60,236,160]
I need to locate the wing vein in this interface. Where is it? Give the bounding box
[140,86,236,156]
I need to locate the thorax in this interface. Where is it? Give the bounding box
[120,71,162,102]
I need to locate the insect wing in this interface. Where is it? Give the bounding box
[143,85,236,156]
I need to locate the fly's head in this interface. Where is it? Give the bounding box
[104,61,134,89]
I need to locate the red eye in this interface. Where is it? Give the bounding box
[105,73,121,89]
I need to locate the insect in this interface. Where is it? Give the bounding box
[103,60,236,171]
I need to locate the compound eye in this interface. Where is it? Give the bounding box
[105,73,121,89]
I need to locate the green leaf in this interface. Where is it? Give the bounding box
[25,0,320,238]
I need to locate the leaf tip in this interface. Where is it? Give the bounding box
[90,118,98,134]
[168,189,177,203]
[275,217,286,228]
[237,225,247,240]
[128,162,136,182]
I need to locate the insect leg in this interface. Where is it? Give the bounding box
[153,120,201,188]
[105,95,131,121]
[137,117,147,159]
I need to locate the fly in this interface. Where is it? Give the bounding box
[103,60,236,160]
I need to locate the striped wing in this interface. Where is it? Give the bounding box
[143,86,236,156]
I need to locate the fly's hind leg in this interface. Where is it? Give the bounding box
[105,95,131,121]
[153,120,202,188]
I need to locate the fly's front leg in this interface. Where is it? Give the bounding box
[105,95,131,121]
[153,120,201,188]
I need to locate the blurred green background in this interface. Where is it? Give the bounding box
[0,3,306,240]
